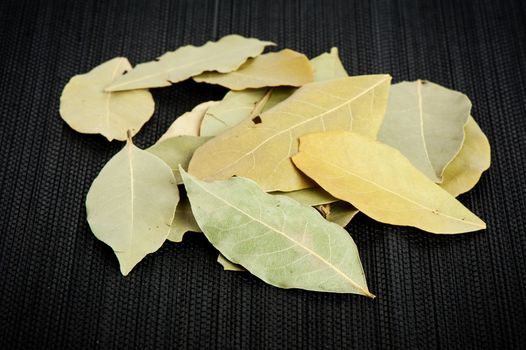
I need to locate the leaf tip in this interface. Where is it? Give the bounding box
[119,264,132,277]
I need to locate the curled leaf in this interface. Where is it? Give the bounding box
[181,168,373,297]
[292,131,486,234]
[378,80,471,182]
[60,57,154,141]
[440,116,491,197]
[106,35,275,91]
[193,49,313,90]
[86,136,179,275]
[188,75,392,192]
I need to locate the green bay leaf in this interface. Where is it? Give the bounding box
[181,168,373,296]
[86,137,179,275]
[378,80,471,182]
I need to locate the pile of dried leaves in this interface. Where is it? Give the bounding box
[60,35,490,298]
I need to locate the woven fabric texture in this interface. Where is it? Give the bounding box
[1,0,525,348]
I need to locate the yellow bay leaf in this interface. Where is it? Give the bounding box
[193,49,313,90]
[440,116,491,197]
[60,57,154,141]
[106,35,274,91]
[188,75,391,192]
[292,131,486,234]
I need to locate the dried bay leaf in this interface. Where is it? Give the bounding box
[292,131,486,234]
[378,80,471,182]
[86,135,179,275]
[199,48,348,137]
[60,57,154,141]
[181,169,373,296]
[147,135,211,184]
[167,196,201,242]
[310,47,348,81]
[440,116,491,197]
[193,49,313,90]
[159,101,219,140]
[317,202,359,227]
[106,35,275,91]
[188,75,392,192]
[217,254,245,272]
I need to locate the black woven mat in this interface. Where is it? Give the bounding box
[1,0,525,348]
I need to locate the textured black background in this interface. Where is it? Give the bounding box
[1,0,525,349]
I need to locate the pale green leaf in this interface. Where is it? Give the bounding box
[378,80,471,182]
[86,136,179,275]
[106,35,275,91]
[147,135,211,184]
[193,49,313,90]
[167,196,201,242]
[60,57,154,141]
[181,168,373,296]
[188,75,391,192]
[292,131,486,234]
